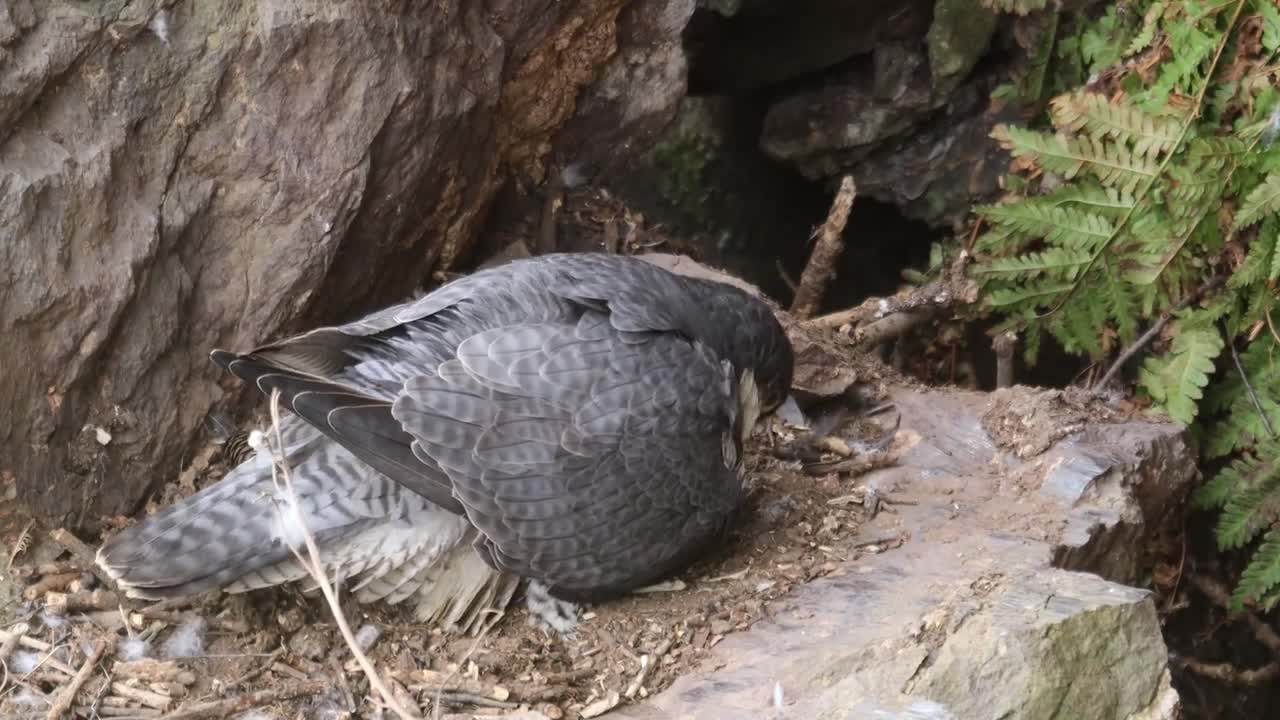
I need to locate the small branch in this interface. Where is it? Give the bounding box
[1225,320,1277,438]
[1092,275,1226,391]
[22,573,81,601]
[1188,573,1280,655]
[265,390,420,720]
[45,589,119,615]
[790,175,856,319]
[154,680,328,720]
[803,251,976,338]
[993,331,1017,389]
[854,310,929,349]
[538,170,566,255]
[50,528,111,588]
[1173,655,1280,686]
[47,638,112,720]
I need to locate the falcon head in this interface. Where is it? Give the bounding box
[700,283,794,449]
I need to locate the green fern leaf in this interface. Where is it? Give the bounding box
[978,201,1115,250]
[1229,229,1277,290]
[1234,526,1280,611]
[1049,90,1181,158]
[986,281,1076,308]
[1259,0,1280,53]
[972,249,1094,280]
[1125,2,1167,57]
[1233,172,1280,230]
[1216,467,1280,551]
[1193,452,1261,510]
[1044,182,1136,214]
[1102,262,1141,343]
[992,125,1160,192]
[1138,325,1224,425]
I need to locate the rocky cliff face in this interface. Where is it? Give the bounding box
[0,0,693,530]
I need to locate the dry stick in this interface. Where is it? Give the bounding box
[1188,573,1280,654]
[993,331,1017,389]
[0,622,27,662]
[790,175,856,319]
[49,528,111,588]
[153,680,328,720]
[265,390,420,720]
[1092,276,1225,391]
[1174,655,1280,686]
[854,310,929,349]
[1224,319,1277,438]
[46,638,112,720]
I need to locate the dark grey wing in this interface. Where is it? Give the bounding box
[391,310,744,598]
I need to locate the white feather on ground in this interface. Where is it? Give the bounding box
[120,636,151,660]
[162,617,207,658]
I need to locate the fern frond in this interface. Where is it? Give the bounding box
[1202,337,1280,457]
[986,281,1076,308]
[1216,454,1280,549]
[1125,2,1167,57]
[1149,16,1217,100]
[1259,0,1280,53]
[1138,323,1224,425]
[978,201,1116,250]
[1193,451,1263,509]
[1234,526,1280,611]
[971,249,1094,280]
[1228,229,1277,290]
[1043,182,1136,215]
[1050,90,1182,158]
[992,125,1160,192]
[1233,172,1280,230]
[1101,261,1141,343]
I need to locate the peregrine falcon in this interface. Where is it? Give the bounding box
[97,252,794,635]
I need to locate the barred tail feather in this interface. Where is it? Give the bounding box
[96,414,519,634]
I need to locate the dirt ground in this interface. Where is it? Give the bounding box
[0,341,910,720]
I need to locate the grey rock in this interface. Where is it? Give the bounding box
[686,0,933,93]
[620,386,1188,719]
[0,0,679,530]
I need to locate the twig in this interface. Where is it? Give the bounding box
[993,331,1017,389]
[222,648,283,692]
[50,528,111,588]
[47,638,112,720]
[1188,573,1280,654]
[45,589,119,614]
[111,682,174,709]
[329,655,356,713]
[265,390,420,720]
[803,250,976,333]
[23,573,81,601]
[1092,275,1226,391]
[624,637,672,699]
[849,535,903,551]
[0,622,28,662]
[434,691,519,709]
[1224,320,1277,438]
[854,310,929,349]
[153,680,327,719]
[538,170,566,255]
[1173,655,1280,685]
[790,175,856,318]
[11,561,82,581]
